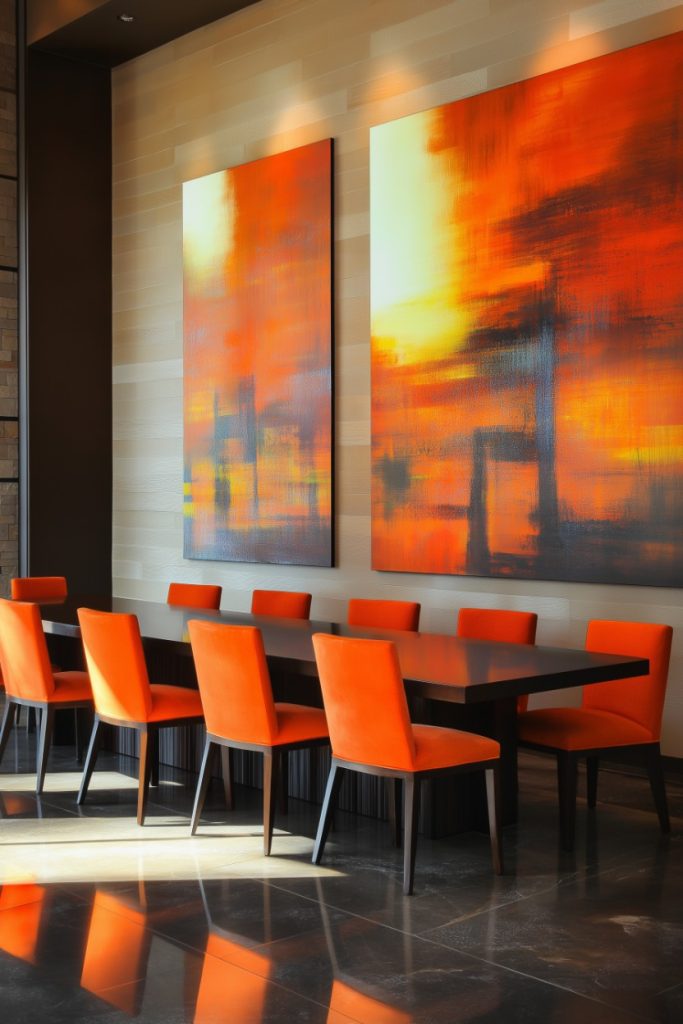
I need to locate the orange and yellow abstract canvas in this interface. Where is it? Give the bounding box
[183,140,332,565]
[371,33,683,585]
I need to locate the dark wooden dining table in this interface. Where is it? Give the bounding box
[39,596,648,835]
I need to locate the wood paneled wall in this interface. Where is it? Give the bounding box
[112,0,683,754]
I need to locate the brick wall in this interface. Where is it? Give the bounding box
[0,0,16,596]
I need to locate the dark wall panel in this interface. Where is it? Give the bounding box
[26,49,111,592]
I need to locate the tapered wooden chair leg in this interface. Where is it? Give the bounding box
[36,705,56,795]
[150,730,160,787]
[387,778,401,847]
[220,746,233,810]
[262,750,278,856]
[190,739,216,836]
[278,748,289,815]
[403,775,420,896]
[0,700,17,762]
[137,729,154,826]
[77,718,102,804]
[75,709,84,765]
[485,766,504,875]
[644,744,670,834]
[313,762,343,865]
[586,756,599,809]
[557,752,578,852]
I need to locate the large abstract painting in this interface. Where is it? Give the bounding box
[371,33,683,586]
[183,140,333,566]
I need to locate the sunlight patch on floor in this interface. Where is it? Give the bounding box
[0,772,344,886]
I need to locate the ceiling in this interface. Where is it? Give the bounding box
[27,0,263,68]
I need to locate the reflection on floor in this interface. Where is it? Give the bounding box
[0,707,681,1023]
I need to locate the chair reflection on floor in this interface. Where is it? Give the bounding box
[194,932,272,1024]
[193,878,272,1024]
[315,881,412,1024]
[0,884,47,966]
[80,890,152,1014]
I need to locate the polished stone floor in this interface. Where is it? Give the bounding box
[0,710,682,1023]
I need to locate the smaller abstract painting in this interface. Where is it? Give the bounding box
[183,140,333,566]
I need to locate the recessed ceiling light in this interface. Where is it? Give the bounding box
[118,13,134,22]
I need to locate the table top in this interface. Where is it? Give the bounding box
[39,595,649,706]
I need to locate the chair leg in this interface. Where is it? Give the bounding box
[485,766,504,875]
[35,705,56,794]
[0,700,17,763]
[262,749,279,856]
[150,730,160,787]
[220,746,233,810]
[403,774,420,896]
[387,778,401,847]
[313,761,343,865]
[77,717,103,805]
[644,744,670,834]
[586,756,599,809]
[557,752,578,852]
[137,729,154,826]
[71,709,83,765]
[278,748,289,816]
[190,739,216,836]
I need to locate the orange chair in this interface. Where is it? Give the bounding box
[11,576,68,602]
[347,598,420,632]
[0,599,92,793]
[457,608,538,712]
[167,582,222,610]
[188,620,328,853]
[517,620,673,850]
[9,578,69,723]
[312,633,502,894]
[251,589,312,619]
[77,608,204,824]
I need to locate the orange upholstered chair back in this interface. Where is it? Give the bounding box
[188,621,278,745]
[11,576,67,602]
[457,608,538,645]
[166,582,222,610]
[78,609,152,723]
[347,598,420,632]
[251,590,312,619]
[313,634,415,771]
[583,620,673,741]
[458,608,538,714]
[0,599,55,701]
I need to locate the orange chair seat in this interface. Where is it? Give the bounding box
[518,706,654,751]
[147,684,204,723]
[51,671,92,703]
[273,703,328,746]
[412,724,499,772]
